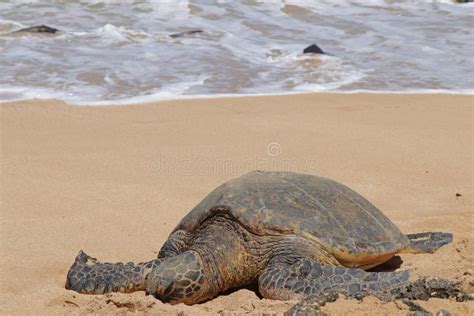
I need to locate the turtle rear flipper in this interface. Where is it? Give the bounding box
[66,250,162,294]
[285,275,473,316]
[403,232,453,254]
[259,256,411,301]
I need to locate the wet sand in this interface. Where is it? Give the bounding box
[1,93,473,315]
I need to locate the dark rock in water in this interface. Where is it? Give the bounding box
[15,24,59,34]
[303,44,325,55]
[169,30,203,38]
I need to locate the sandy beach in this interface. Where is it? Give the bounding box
[1,93,473,315]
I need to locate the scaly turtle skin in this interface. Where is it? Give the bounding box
[66,171,453,305]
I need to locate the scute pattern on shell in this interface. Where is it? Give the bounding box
[172,171,409,262]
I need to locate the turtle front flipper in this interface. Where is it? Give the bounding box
[259,257,411,301]
[66,250,162,294]
[403,232,453,254]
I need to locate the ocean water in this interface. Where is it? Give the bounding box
[0,0,473,105]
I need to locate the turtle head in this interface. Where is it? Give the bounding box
[145,251,212,304]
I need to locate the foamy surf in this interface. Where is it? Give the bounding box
[0,1,473,105]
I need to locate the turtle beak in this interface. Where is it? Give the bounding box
[145,273,173,301]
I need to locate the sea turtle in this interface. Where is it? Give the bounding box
[66,171,453,305]
[14,24,59,34]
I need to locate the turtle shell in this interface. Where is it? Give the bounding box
[172,171,409,267]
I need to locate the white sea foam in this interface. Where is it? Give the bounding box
[0,0,473,105]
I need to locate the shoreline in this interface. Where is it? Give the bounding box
[1,93,473,315]
[1,90,474,107]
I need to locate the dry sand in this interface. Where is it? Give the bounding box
[1,93,473,315]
